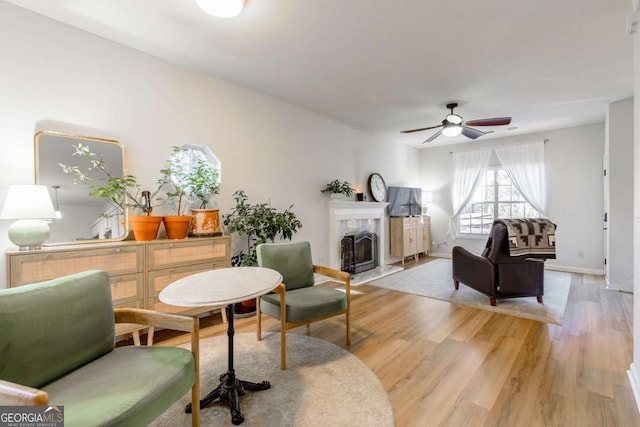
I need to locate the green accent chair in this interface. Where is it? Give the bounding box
[256,241,351,370]
[0,270,200,427]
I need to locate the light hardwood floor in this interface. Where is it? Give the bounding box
[155,258,640,426]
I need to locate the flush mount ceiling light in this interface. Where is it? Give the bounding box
[195,0,245,18]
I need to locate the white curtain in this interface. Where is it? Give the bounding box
[448,148,492,239]
[494,140,547,216]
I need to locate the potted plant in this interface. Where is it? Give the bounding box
[223,190,303,267]
[321,179,355,199]
[60,143,167,241]
[184,157,221,236]
[159,146,192,239]
[223,190,302,315]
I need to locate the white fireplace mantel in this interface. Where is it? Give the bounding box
[328,201,389,270]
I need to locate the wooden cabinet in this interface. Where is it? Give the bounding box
[6,236,231,337]
[390,216,431,266]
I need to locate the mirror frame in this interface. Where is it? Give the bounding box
[34,130,129,246]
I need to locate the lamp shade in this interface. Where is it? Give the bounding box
[422,191,433,203]
[195,0,244,18]
[1,185,56,219]
[2,185,56,250]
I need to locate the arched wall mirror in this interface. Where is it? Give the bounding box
[34,131,128,245]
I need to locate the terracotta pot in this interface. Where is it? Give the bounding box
[190,209,222,237]
[163,215,192,240]
[129,215,163,241]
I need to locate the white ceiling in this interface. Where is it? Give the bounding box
[6,0,635,148]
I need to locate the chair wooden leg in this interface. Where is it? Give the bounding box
[256,298,262,341]
[280,293,287,370]
[346,310,351,346]
[190,316,200,427]
[221,306,228,324]
[537,295,544,304]
[132,330,141,346]
[147,327,155,346]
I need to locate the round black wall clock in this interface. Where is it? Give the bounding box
[367,173,387,202]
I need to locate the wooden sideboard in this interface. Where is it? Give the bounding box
[390,216,431,266]
[6,236,231,339]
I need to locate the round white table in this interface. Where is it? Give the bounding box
[159,267,282,425]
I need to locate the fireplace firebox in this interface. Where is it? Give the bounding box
[341,231,378,274]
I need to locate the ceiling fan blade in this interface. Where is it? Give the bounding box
[464,117,512,127]
[401,124,443,134]
[422,129,443,143]
[461,126,486,140]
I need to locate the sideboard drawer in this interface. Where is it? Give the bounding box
[8,244,143,286]
[147,237,230,270]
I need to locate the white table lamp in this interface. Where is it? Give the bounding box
[1,185,56,250]
[422,191,433,215]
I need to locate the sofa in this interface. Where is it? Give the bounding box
[0,270,200,427]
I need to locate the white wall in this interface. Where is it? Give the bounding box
[419,123,605,273]
[629,10,640,412]
[0,3,421,287]
[606,98,634,291]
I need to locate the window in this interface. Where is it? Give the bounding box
[458,168,539,235]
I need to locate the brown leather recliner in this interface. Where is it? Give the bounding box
[452,223,545,306]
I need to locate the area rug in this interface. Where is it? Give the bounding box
[151,333,394,427]
[367,258,571,325]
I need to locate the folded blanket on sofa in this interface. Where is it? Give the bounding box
[493,218,556,259]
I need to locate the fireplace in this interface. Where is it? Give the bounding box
[328,201,388,271]
[341,231,378,274]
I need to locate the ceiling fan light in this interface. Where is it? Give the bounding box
[445,113,463,125]
[442,123,463,137]
[195,0,244,18]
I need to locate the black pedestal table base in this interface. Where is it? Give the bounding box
[185,304,271,425]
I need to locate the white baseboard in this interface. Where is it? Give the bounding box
[628,363,640,414]
[429,252,452,259]
[544,264,605,276]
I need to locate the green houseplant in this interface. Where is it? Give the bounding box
[223,190,303,267]
[159,146,192,239]
[184,157,222,236]
[222,190,302,315]
[60,143,168,241]
[321,179,355,198]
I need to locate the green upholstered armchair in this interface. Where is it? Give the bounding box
[256,241,351,370]
[0,270,200,427]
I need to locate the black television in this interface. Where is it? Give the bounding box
[387,186,422,217]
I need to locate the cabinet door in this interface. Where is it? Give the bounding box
[422,224,431,251]
[404,227,418,256]
[415,226,425,253]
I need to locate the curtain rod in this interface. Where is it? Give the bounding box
[449,138,548,154]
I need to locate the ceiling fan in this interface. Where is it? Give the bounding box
[401,103,512,143]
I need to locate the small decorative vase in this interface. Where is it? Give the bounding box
[163,215,192,239]
[330,193,344,200]
[129,215,163,241]
[190,209,222,237]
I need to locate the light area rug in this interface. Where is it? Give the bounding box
[151,333,394,427]
[368,258,572,325]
